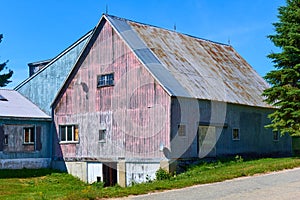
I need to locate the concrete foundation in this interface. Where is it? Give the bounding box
[0,158,51,169]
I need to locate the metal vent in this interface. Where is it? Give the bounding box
[0,94,8,101]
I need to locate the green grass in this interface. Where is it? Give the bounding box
[1,157,300,199]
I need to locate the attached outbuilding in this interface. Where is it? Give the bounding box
[0,89,51,169]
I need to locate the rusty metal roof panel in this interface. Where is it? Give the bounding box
[0,89,50,119]
[106,15,271,108]
[106,15,191,98]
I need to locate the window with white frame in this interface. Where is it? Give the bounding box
[232,128,240,140]
[273,130,279,141]
[97,73,114,87]
[99,129,106,142]
[60,125,79,143]
[24,127,35,144]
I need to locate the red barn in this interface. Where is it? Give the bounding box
[49,14,291,186]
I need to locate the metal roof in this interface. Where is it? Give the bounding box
[106,15,271,108]
[0,89,50,119]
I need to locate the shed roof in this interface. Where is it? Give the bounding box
[105,15,271,108]
[0,89,50,120]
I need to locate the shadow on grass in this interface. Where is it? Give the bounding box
[177,154,298,174]
[0,168,64,179]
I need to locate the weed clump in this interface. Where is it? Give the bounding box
[155,168,172,180]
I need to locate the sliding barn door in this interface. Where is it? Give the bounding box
[198,126,216,158]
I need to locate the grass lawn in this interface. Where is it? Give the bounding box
[1,157,300,199]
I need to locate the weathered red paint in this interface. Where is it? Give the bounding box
[54,20,171,160]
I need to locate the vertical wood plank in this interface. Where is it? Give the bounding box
[36,126,42,151]
[54,20,171,160]
[0,125,4,151]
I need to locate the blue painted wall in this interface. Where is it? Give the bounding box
[16,34,91,115]
[0,119,51,159]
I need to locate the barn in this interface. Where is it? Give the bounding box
[9,14,292,186]
[50,14,291,186]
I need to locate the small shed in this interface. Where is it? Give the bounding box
[0,89,51,169]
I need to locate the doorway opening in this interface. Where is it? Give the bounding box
[103,162,117,187]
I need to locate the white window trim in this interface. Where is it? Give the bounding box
[23,127,35,144]
[97,73,114,88]
[232,128,240,141]
[59,125,79,144]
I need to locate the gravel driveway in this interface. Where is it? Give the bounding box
[113,167,300,200]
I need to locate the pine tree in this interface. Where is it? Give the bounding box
[0,34,13,87]
[263,0,300,136]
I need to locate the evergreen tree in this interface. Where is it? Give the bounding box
[263,0,300,136]
[0,34,13,87]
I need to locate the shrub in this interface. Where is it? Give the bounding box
[155,168,172,180]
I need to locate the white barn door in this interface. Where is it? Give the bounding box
[87,162,103,184]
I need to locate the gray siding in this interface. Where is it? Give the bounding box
[216,104,292,156]
[170,97,292,159]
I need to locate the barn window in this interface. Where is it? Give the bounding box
[178,124,186,136]
[232,128,240,140]
[97,73,114,87]
[99,129,106,142]
[24,127,35,144]
[273,131,279,141]
[60,125,79,143]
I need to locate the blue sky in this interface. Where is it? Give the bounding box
[0,0,285,89]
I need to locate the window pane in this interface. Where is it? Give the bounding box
[99,129,106,141]
[67,126,73,141]
[109,74,114,85]
[233,129,239,140]
[98,78,104,86]
[97,74,114,87]
[74,126,79,141]
[61,126,66,141]
[24,128,30,143]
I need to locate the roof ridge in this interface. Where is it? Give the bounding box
[0,88,14,91]
[105,14,231,47]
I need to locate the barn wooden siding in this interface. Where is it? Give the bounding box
[16,32,92,115]
[170,98,292,159]
[215,103,292,157]
[0,119,51,168]
[54,20,171,161]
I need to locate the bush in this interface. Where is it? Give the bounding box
[155,168,172,180]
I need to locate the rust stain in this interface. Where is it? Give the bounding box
[129,20,271,108]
